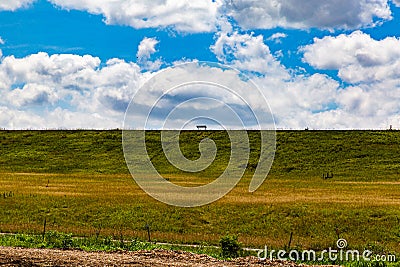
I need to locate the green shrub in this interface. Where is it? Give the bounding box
[219,235,242,258]
[44,231,73,249]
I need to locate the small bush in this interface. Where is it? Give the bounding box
[219,235,242,259]
[45,231,73,249]
[103,236,113,247]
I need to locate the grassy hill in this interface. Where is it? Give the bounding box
[0,130,399,254]
[1,130,400,181]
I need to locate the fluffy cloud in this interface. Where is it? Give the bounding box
[0,49,396,130]
[0,52,101,87]
[210,31,400,129]
[1,0,396,32]
[300,31,400,129]
[7,83,58,107]
[253,73,341,129]
[0,45,341,129]
[2,30,400,129]
[302,31,400,84]
[0,106,124,129]
[136,37,162,71]
[211,31,345,128]
[0,37,4,45]
[211,31,288,78]
[210,31,339,124]
[0,52,147,129]
[137,37,159,60]
[48,0,222,33]
[226,0,392,30]
[0,0,35,11]
[334,83,400,128]
[267,33,288,43]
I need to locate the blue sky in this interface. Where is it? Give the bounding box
[1,0,400,129]
[0,1,217,63]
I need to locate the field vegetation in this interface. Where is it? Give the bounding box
[0,130,399,259]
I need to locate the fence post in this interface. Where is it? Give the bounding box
[42,217,47,240]
[287,232,293,249]
[146,224,151,242]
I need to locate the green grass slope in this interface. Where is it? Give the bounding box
[0,130,399,181]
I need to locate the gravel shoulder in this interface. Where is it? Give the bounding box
[0,247,326,267]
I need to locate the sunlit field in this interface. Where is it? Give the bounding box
[0,130,399,254]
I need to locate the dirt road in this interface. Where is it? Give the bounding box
[0,247,313,267]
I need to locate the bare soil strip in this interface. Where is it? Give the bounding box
[0,247,319,267]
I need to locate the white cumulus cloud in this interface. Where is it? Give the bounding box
[300,31,400,129]
[210,31,400,129]
[211,31,288,78]
[267,32,288,43]
[211,31,345,129]
[225,0,392,30]
[7,83,58,107]
[2,29,400,129]
[302,31,400,84]
[0,0,35,11]
[136,37,162,71]
[48,0,222,33]
[0,52,148,129]
[137,37,159,60]
[0,0,396,32]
